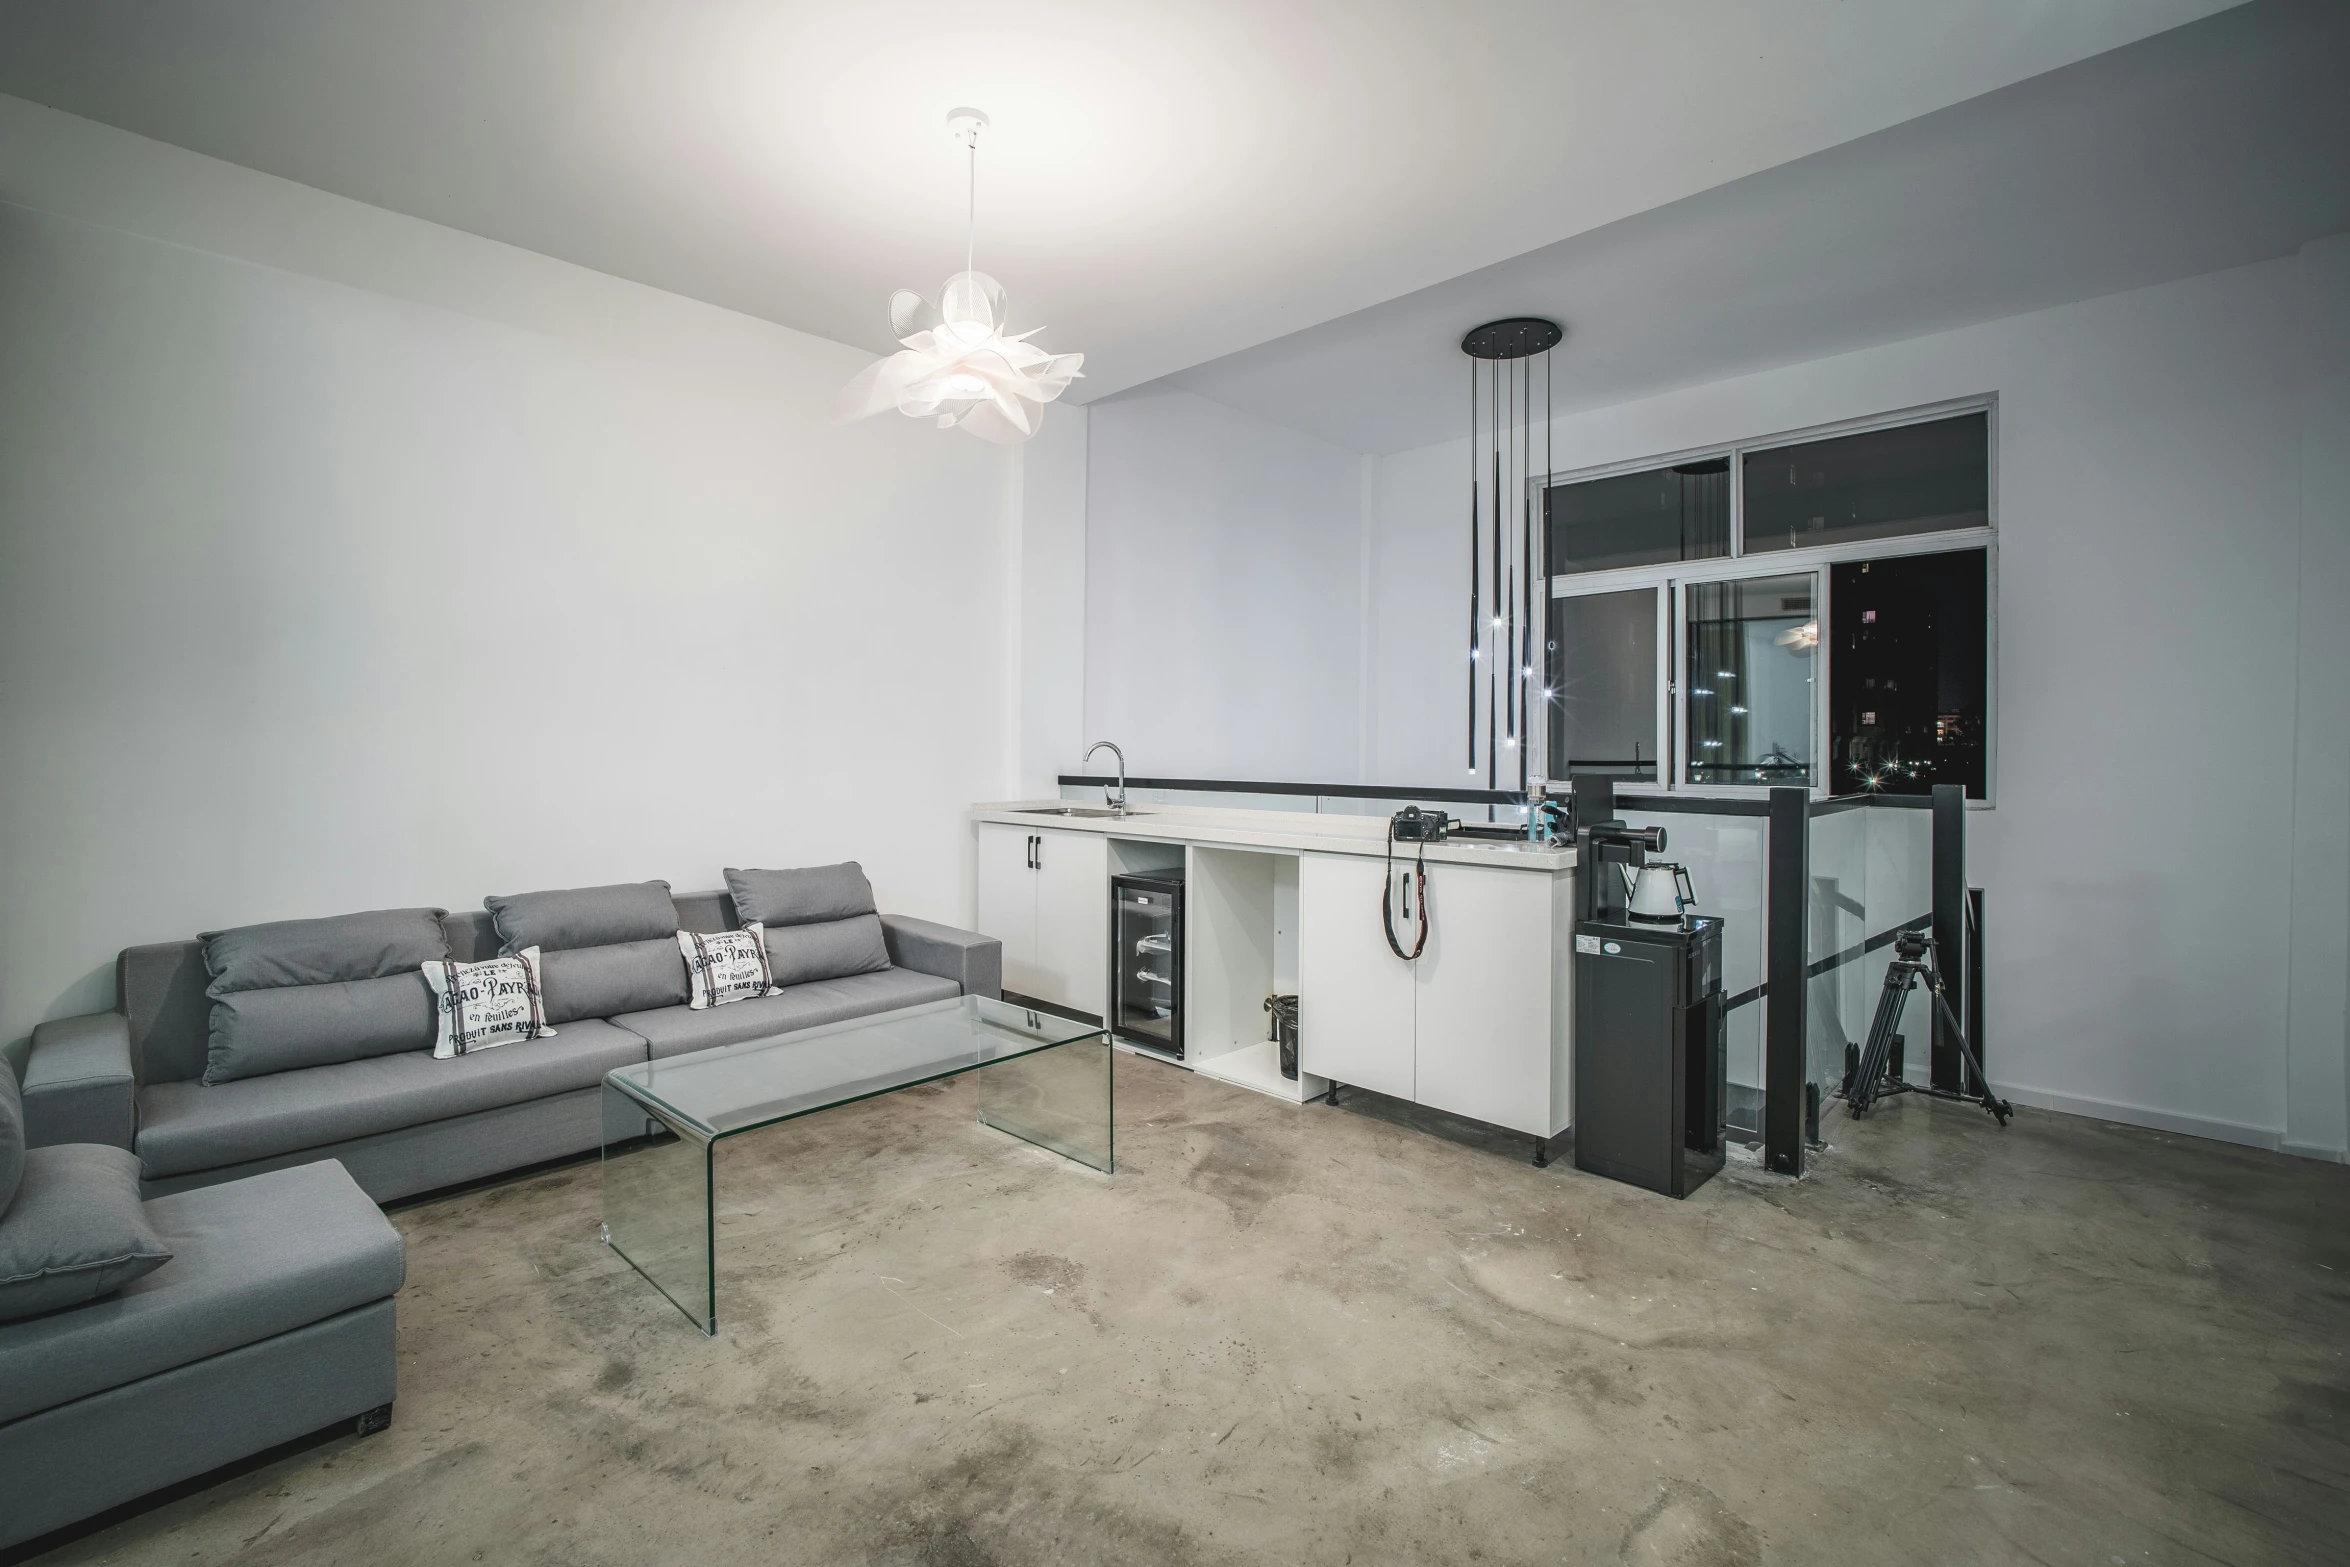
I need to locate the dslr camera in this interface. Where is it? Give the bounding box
[1390,805,1452,843]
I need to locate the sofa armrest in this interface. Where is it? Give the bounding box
[22,1012,138,1151]
[880,915,1002,999]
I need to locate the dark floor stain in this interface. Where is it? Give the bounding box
[999,1250,1088,1300]
[1182,1121,1299,1228]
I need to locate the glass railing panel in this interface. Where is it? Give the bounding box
[1862,805,1933,1085]
[1806,806,1871,1114]
[1621,806,1767,1145]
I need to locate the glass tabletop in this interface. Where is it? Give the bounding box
[605,993,1108,1141]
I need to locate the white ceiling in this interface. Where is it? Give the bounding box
[0,0,2241,401]
[1167,0,2350,452]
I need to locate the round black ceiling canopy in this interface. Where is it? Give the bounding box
[1460,316,1563,360]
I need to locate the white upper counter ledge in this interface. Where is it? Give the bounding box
[970,800,1576,871]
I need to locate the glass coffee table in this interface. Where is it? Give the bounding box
[600,994,1112,1334]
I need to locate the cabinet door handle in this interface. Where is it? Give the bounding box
[1027,834,1039,870]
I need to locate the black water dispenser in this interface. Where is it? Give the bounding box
[1570,779,1727,1199]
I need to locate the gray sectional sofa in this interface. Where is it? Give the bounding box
[1,865,998,1553]
[18,873,1001,1203]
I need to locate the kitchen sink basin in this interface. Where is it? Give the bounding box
[1014,806,1146,818]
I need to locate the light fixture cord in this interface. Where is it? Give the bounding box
[965,138,976,278]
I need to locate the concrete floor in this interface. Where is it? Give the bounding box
[34,1052,2350,1567]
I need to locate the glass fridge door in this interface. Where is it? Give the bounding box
[1114,884,1180,1055]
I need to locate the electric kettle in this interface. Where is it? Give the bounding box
[1621,862,1697,926]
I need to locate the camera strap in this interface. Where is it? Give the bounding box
[1382,819,1430,961]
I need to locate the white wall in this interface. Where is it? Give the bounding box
[0,97,1016,1051]
[1364,244,2350,1157]
[1084,385,1366,784]
[1013,408,1089,798]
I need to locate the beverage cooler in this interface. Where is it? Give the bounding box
[1111,870,1184,1058]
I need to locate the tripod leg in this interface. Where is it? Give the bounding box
[1926,982,2012,1126]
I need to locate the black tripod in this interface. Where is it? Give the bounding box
[1841,927,2012,1126]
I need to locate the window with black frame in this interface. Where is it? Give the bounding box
[1538,406,1992,797]
[1827,548,1988,798]
[1742,412,1988,554]
[1545,458,1729,574]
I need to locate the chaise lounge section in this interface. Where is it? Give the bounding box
[0,1068,404,1553]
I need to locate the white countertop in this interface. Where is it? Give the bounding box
[971,799,1577,871]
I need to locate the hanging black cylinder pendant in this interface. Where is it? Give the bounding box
[1468,360,1479,772]
[1490,410,1501,789]
[1462,317,1561,793]
[1519,353,1532,794]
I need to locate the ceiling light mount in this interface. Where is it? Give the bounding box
[1461,316,1564,361]
[946,107,990,149]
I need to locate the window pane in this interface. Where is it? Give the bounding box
[1546,587,1659,781]
[1829,548,1988,798]
[1742,412,1987,554]
[1545,458,1729,575]
[1686,574,1815,786]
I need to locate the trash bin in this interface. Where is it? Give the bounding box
[1264,994,1299,1080]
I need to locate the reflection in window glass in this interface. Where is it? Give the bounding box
[1545,459,1730,575]
[1685,574,1815,786]
[1829,548,1988,798]
[1742,412,1987,554]
[1546,587,1659,781]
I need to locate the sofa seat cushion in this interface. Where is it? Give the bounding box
[617,968,961,1060]
[0,1159,401,1424]
[135,1019,648,1180]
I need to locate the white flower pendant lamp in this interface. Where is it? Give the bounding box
[835,108,1083,445]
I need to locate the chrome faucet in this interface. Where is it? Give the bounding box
[1084,741,1128,815]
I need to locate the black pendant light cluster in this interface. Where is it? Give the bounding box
[1462,316,1561,792]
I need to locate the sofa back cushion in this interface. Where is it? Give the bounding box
[203,909,448,993]
[725,864,891,988]
[484,881,689,1025]
[486,880,678,951]
[199,909,449,1085]
[536,941,692,1024]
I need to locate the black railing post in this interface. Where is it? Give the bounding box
[1930,785,1967,1091]
[1764,787,1809,1176]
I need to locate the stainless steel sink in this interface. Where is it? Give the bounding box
[1014,806,1145,819]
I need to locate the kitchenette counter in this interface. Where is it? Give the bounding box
[970,796,1580,1149]
[970,800,1576,870]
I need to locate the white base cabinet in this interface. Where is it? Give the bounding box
[1297,851,1571,1140]
[974,813,1572,1140]
[973,823,1110,1020]
[1295,853,1416,1102]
